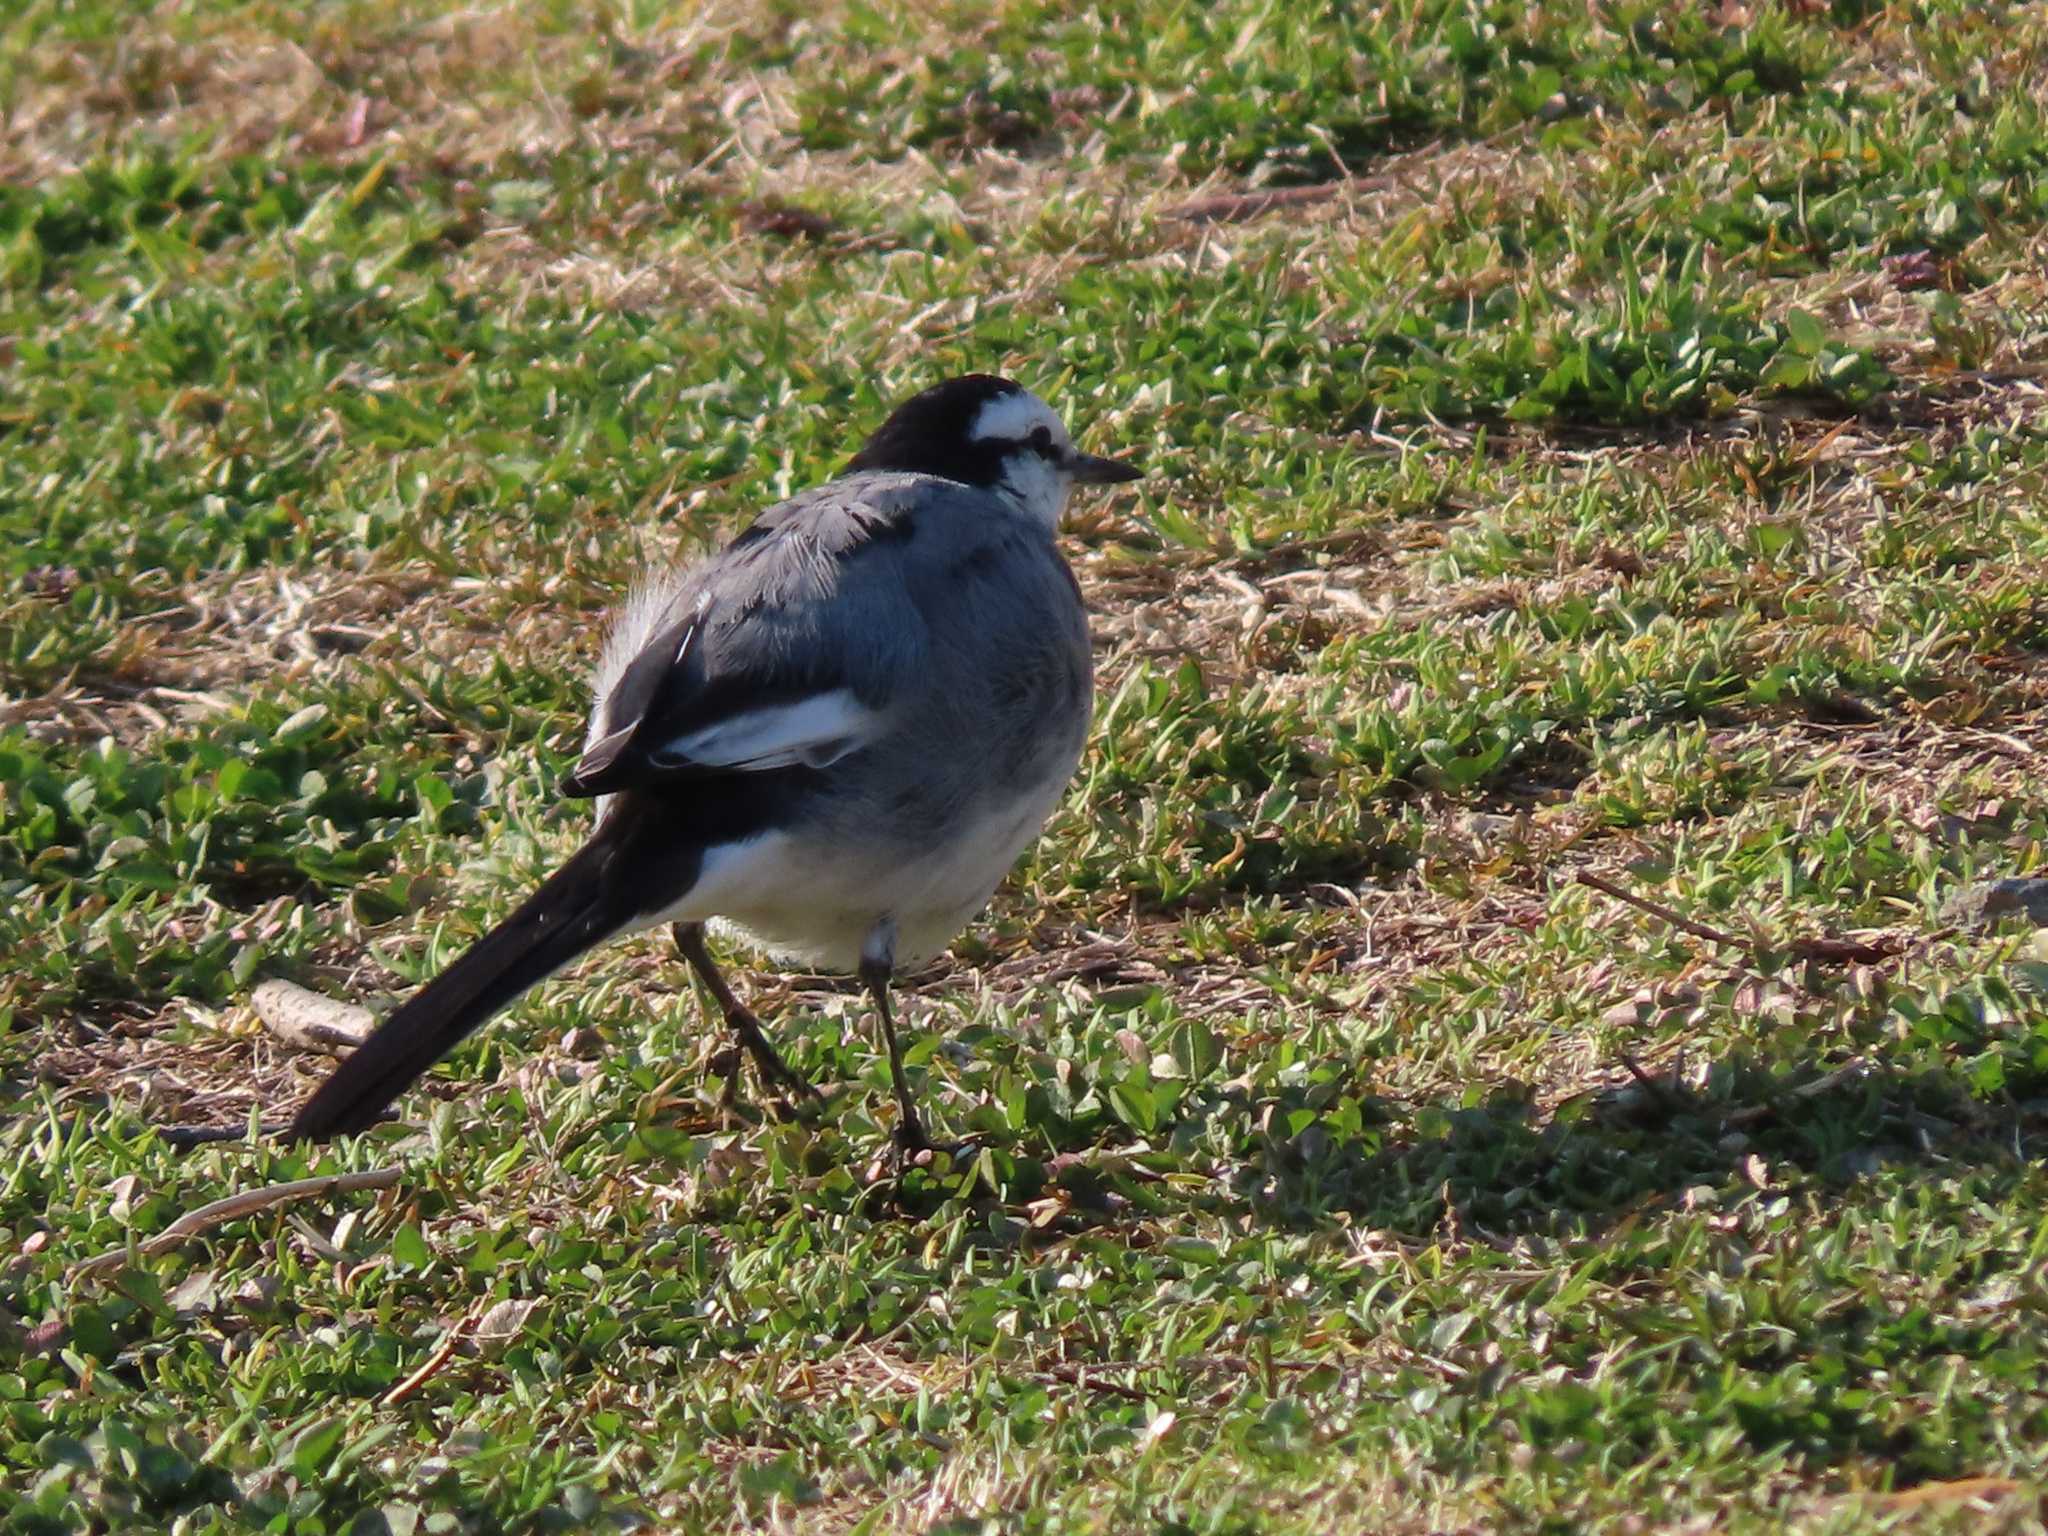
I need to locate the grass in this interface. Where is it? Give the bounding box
[6,0,2048,1530]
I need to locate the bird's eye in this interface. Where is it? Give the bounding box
[1028,425,1055,455]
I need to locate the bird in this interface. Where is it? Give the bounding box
[286,374,1141,1154]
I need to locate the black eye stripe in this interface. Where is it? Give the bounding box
[1027,426,1055,455]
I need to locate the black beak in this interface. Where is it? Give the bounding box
[1068,451,1143,485]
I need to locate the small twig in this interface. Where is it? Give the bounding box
[149,1111,403,1151]
[1575,871,1745,947]
[381,1308,480,1407]
[1172,1353,1327,1377]
[153,1122,292,1149]
[1158,179,1362,225]
[1574,870,1910,965]
[35,1118,290,1152]
[1868,1475,2023,1511]
[1035,1362,1153,1403]
[1616,1051,1690,1115]
[1785,932,1913,964]
[1722,1057,1875,1127]
[1788,1058,1873,1099]
[71,1168,403,1279]
[1160,125,1529,225]
[251,979,374,1055]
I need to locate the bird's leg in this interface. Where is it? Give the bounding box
[672,923,821,1111]
[858,924,929,1155]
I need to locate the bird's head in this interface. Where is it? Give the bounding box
[844,374,1141,529]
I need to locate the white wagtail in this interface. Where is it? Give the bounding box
[288,374,1140,1152]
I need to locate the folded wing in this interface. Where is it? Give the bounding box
[560,479,929,799]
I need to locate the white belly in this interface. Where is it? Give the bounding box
[644,767,1073,972]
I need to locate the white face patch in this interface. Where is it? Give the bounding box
[968,388,1077,529]
[993,451,1069,531]
[967,389,1072,454]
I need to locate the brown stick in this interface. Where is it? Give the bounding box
[381,1308,480,1407]
[1721,1057,1874,1127]
[1159,179,1364,225]
[1575,871,1742,947]
[1036,1362,1153,1403]
[154,1123,289,1148]
[1159,126,1528,226]
[71,1167,403,1279]
[1574,871,1909,965]
[1786,932,1912,963]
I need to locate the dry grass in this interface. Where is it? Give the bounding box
[13,2,2048,1532]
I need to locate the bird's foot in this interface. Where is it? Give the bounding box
[701,1048,763,1126]
[705,1037,824,1128]
[891,1111,934,1168]
[889,1117,979,1172]
[856,1128,983,1210]
[705,1046,746,1111]
[726,1017,823,1119]
[748,1048,825,1117]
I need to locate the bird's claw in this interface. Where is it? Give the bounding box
[889,1121,978,1172]
[752,1061,824,1122]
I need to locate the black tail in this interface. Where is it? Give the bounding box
[287,831,637,1140]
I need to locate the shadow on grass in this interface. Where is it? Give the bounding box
[1226,1049,2043,1241]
